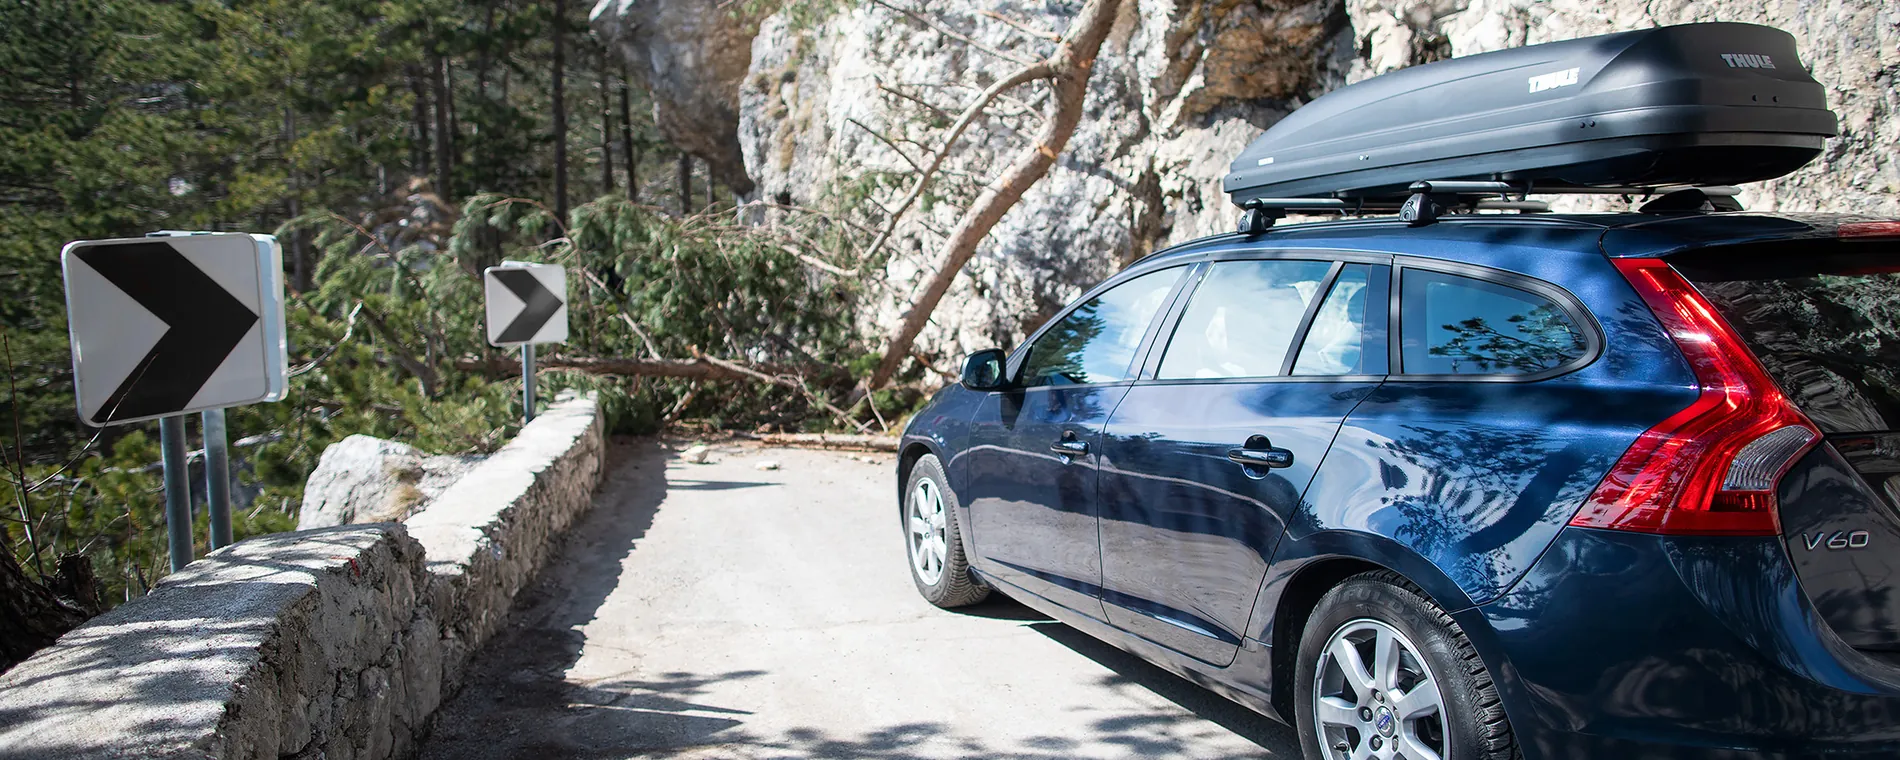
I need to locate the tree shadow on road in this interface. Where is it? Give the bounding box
[423,441,1297,759]
[963,595,1300,756]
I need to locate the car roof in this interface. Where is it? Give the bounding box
[1137,211,1879,268]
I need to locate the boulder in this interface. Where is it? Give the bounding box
[297,435,481,530]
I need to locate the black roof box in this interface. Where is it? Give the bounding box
[1224,22,1838,206]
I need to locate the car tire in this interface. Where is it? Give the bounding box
[1295,570,1515,760]
[903,454,990,608]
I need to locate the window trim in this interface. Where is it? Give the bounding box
[1387,256,1604,383]
[1005,263,1195,390]
[1138,251,1393,385]
[1278,261,1346,376]
[1140,258,1337,383]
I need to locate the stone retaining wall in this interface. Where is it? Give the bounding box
[0,394,605,759]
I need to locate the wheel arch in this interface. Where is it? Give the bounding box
[897,439,942,512]
[1259,531,1481,719]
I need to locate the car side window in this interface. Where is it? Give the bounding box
[1293,264,1373,375]
[1019,268,1180,387]
[1158,259,1333,380]
[1400,269,1587,375]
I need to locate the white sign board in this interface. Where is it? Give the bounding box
[62,233,288,426]
[484,262,568,346]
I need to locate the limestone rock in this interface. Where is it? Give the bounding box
[297,435,480,530]
[737,0,1350,362]
[591,0,761,195]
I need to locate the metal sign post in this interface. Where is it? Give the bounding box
[484,261,568,425]
[61,232,287,570]
[521,345,538,423]
[202,408,233,549]
[158,417,193,572]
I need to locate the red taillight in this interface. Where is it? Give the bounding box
[1568,259,1821,536]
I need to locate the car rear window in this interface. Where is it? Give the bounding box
[1671,247,1900,434]
[1398,269,1587,376]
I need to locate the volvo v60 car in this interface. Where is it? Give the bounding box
[896,212,1900,759]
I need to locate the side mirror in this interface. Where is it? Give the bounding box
[960,349,1009,391]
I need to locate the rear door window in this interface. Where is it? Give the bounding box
[1293,264,1376,375]
[1157,259,1333,379]
[1399,269,1588,375]
[1019,267,1181,387]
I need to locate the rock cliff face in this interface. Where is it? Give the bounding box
[596,0,1898,366]
[592,0,761,195]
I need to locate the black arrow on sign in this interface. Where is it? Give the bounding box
[76,242,258,424]
[492,269,564,343]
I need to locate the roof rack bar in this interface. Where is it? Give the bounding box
[1409,180,1518,194]
[1474,200,1551,212]
[1244,198,1352,210]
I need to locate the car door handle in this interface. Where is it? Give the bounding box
[1051,439,1090,456]
[1227,447,1293,469]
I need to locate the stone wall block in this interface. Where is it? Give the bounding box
[0,393,606,760]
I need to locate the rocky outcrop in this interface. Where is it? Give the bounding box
[738,0,1351,353]
[601,0,1896,365]
[297,435,481,530]
[591,0,761,195]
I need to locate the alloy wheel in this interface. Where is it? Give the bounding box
[1313,618,1448,760]
[908,478,948,586]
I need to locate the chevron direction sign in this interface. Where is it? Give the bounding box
[484,262,568,346]
[61,234,288,427]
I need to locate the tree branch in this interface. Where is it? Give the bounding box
[860,60,1055,265]
[866,0,1037,66]
[864,0,1125,393]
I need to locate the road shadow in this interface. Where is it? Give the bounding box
[423,438,700,758]
[968,595,1301,755]
[422,443,1295,759]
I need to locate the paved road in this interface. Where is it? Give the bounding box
[422,440,1300,759]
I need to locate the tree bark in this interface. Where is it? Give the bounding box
[454,354,849,387]
[598,50,614,194]
[431,54,455,199]
[863,0,1124,394]
[619,71,638,202]
[0,547,86,671]
[677,154,693,215]
[408,65,431,179]
[551,0,570,221]
[284,104,311,293]
[759,433,899,452]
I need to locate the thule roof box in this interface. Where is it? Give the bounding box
[1224,22,1838,211]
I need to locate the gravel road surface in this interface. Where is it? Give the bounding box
[420,439,1300,759]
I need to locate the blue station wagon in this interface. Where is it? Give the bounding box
[898,212,1900,760]
[895,21,1900,759]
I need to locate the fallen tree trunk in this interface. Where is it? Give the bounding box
[453,355,850,387]
[862,0,1125,395]
[759,433,899,452]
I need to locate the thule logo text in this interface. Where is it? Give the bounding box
[1527,67,1580,94]
[1721,53,1777,69]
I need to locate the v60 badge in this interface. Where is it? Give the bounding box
[1802,531,1872,551]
